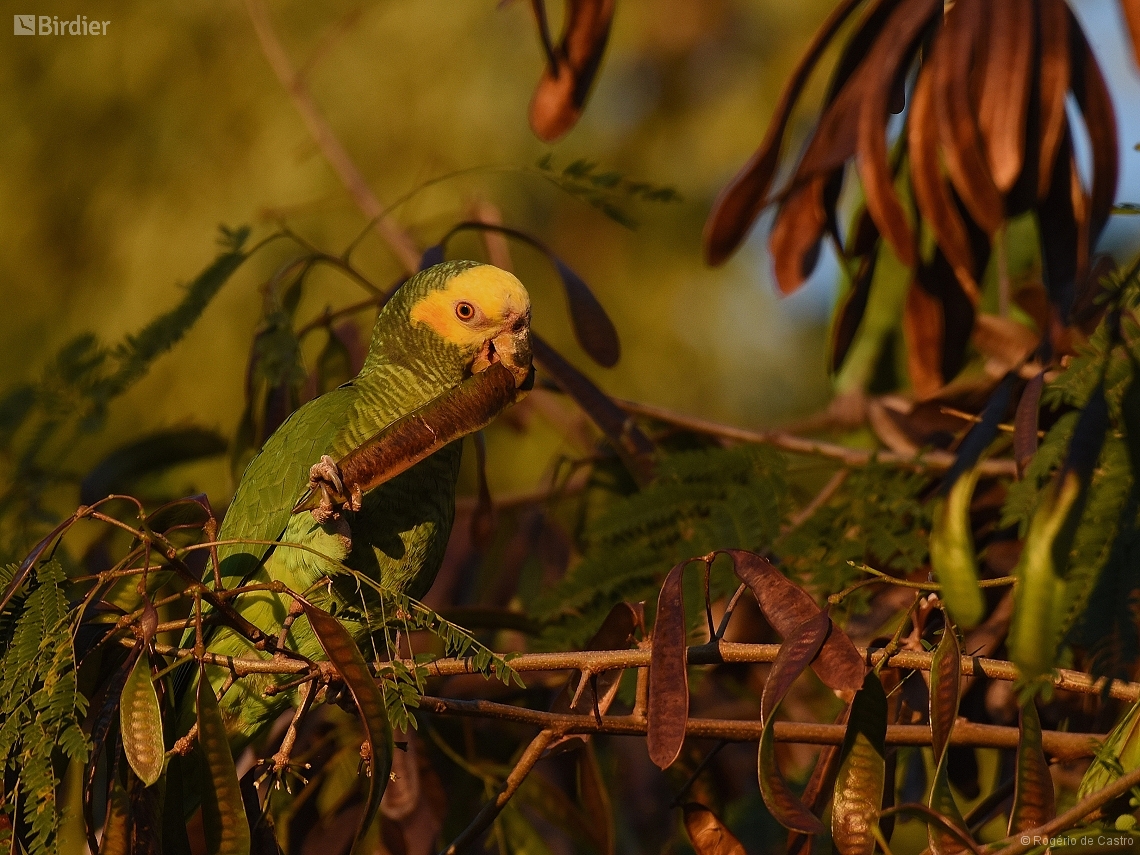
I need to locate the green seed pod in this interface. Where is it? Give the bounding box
[197,666,250,855]
[1009,470,1082,680]
[930,467,985,629]
[120,649,164,787]
[1078,701,1140,801]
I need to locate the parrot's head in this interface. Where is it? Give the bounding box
[385,261,533,388]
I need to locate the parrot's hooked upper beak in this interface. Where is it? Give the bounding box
[472,312,534,391]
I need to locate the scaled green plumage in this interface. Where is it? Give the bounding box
[177,260,532,747]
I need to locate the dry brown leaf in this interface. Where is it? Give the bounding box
[904,283,945,398]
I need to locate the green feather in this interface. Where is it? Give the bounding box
[177,259,521,751]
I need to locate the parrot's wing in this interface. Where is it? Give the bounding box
[217,385,357,586]
[173,387,358,701]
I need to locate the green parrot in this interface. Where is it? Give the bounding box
[176,260,532,749]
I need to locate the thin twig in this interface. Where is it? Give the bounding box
[939,406,1041,436]
[127,638,318,677]
[669,740,728,808]
[294,293,384,338]
[713,583,748,641]
[982,763,1140,854]
[632,653,649,722]
[615,398,1018,476]
[784,468,848,532]
[439,729,557,855]
[272,680,315,772]
[295,6,363,81]
[828,564,1017,604]
[245,0,421,274]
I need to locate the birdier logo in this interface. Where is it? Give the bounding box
[13,14,110,35]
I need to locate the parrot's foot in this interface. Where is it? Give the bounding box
[307,455,363,524]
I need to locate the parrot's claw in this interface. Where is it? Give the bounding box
[308,454,349,524]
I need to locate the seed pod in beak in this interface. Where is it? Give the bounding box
[492,323,533,388]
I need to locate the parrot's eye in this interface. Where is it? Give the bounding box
[455,301,476,321]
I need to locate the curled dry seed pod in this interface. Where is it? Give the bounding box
[705,0,1120,394]
[683,803,747,855]
[528,0,616,142]
[758,612,832,834]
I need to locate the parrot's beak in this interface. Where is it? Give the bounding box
[492,322,533,388]
[474,315,533,389]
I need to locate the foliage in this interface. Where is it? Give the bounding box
[1001,266,1140,675]
[0,228,249,561]
[533,444,786,648]
[534,155,682,229]
[777,465,931,612]
[0,561,89,855]
[5,1,1140,853]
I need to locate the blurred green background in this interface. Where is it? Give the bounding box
[4,0,1138,512]
[1,0,844,509]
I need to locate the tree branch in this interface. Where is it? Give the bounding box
[784,468,848,532]
[983,763,1140,854]
[412,641,1140,703]
[439,728,557,855]
[419,697,1099,761]
[141,638,1140,702]
[245,0,422,275]
[616,398,1019,476]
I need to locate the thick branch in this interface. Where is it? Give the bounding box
[415,642,1140,703]
[419,697,1098,761]
[143,638,1140,702]
[617,398,1018,476]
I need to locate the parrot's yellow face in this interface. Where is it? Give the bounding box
[410,264,533,387]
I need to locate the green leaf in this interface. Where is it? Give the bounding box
[0,561,89,855]
[537,446,786,649]
[1079,700,1140,800]
[98,777,131,855]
